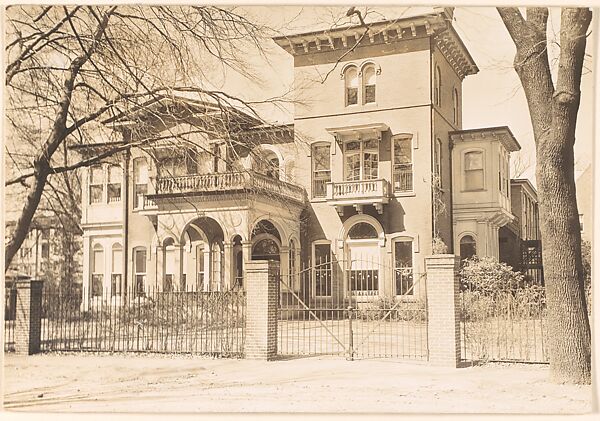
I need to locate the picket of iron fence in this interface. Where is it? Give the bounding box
[459,277,549,363]
[277,257,428,360]
[4,285,17,352]
[40,286,246,357]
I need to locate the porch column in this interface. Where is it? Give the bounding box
[81,236,90,311]
[425,254,461,367]
[242,241,253,264]
[223,242,233,290]
[279,245,289,287]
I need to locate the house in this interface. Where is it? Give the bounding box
[74,8,530,306]
[499,179,543,284]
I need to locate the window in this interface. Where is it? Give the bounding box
[434,66,442,107]
[460,235,477,261]
[313,242,332,297]
[344,66,359,106]
[362,64,376,104]
[133,158,148,209]
[394,240,413,295]
[196,244,205,291]
[92,244,104,297]
[348,222,378,240]
[134,248,147,296]
[312,143,331,198]
[255,149,279,179]
[464,151,484,190]
[452,88,459,124]
[111,243,122,296]
[343,138,378,181]
[210,242,224,291]
[107,165,122,203]
[393,135,413,192]
[89,165,104,204]
[41,243,50,259]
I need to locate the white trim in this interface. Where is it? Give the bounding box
[339,214,385,247]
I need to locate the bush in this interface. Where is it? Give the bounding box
[460,256,525,294]
[355,295,426,322]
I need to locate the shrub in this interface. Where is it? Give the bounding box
[460,256,525,294]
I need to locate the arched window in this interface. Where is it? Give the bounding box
[362,64,376,104]
[460,235,477,261]
[344,66,359,106]
[133,157,148,209]
[255,149,280,179]
[464,151,484,190]
[348,222,378,240]
[111,243,122,296]
[252,238,280,261]
[434,66,442,107]
[452,88,460,124]
[91,243,104,297]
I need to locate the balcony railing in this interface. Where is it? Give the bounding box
[326,179,389,202]
[152,171,305,204]
[325,179,389,213]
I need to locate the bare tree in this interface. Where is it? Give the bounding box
[510,150,532,179]
[4,5,292,271]
[497,7,591,384]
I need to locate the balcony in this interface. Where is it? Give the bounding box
[325,179,389,214]
[148,171,305,205]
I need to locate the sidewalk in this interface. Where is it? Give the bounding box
[1,353,592,414]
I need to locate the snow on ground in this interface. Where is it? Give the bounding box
[1,352,592,414]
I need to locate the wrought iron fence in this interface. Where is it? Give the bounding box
[277,256,428,360]
[40,286,246,356]
[460,275,549,363]
[4,284,17,352]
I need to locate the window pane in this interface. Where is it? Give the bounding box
[364,85,375,103]
[313,145,330,171]
[394,241,412,268]
[108,165,122,183]
[347,88,358,105]
[465,169,484,190]
[90,166,103,184]
[364,138,378,150]
[134,159,148,183]
[394,137,412,163]
[465,152,483,170]
[345,67,358,87]
[135,249,147,273]
[364,152,378,179]
[107,184,121,202]
[348,222,378,239]
[363,66,376,85]
[345,154,360,181]
[93,249,104,274]
[112,249,122,273]
[460,236,477,260]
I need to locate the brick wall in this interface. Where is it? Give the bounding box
[425,254,461,367]
[244,260,278,360]
[14,279,43,355]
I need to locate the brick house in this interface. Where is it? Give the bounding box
[73,8,532,306]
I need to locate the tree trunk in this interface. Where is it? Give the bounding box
[498,7,591,384]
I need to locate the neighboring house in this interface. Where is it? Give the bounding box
[74,8,531,305]
[576,165,592,244]
[499,179,543,284]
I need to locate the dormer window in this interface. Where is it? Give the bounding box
[464,151,484,190]
[362,64,376,104]
[344,66,359,106]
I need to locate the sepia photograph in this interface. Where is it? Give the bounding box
[1,2,596,415]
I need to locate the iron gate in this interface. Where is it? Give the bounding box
[277,257,428,360]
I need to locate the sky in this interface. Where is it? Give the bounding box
[209,5,595,184]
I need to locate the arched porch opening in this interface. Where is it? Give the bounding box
[251,220,281,261]
[182,216,226,291]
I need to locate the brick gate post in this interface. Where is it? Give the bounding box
[14,279,44,355]
[244,260,278,360]
[425,254,461,367]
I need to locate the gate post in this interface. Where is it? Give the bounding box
[425,255,461,367]
[244,260,278,360]
[14,279,44,355]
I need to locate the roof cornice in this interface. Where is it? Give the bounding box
[449,126,521,152]
[273,11,478,80]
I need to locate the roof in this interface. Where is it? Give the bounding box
[272,8,478,80]
[449,126,521,152]
[511,178,538,202]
